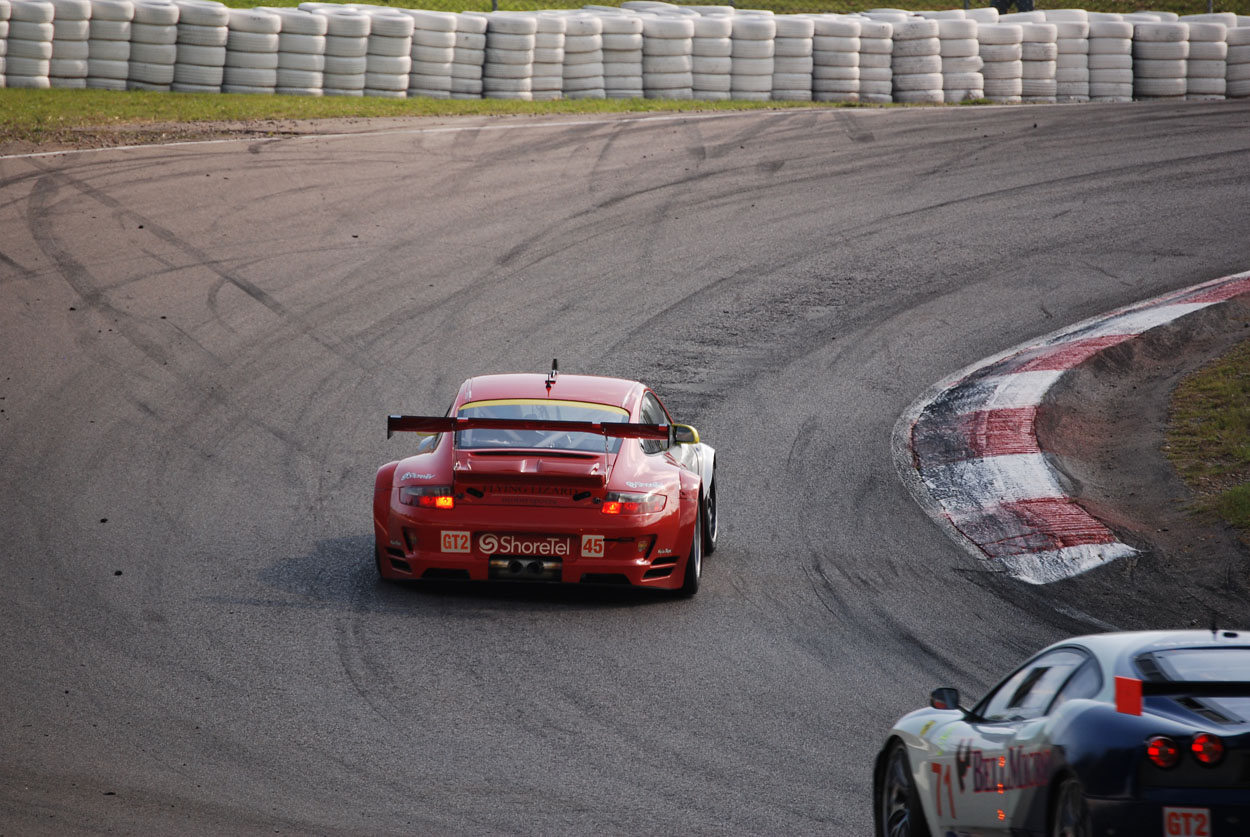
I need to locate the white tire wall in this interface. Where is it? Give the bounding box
[691,13,729,101]
[600,12,641,99]
[269,8,326,97]
[977,22,1022,103]
[937,18,981,102]
[891,17,940,103]
[857,17,892,103]
[1228,26,1250,99]
[450,12,485,99]
[1019,21,1057,103]
[770,15,813,102]
[48,0,88,87]
[731,14,773,101]
[1184,21,1227,100]
[360,10,411,98]
[1133,21,1188,100]
[482,12,535,101]
[642,15,692,100]
[526,13,563,101]
[84,0,130,89]
[809,14,859,103]
[405,9,456,99]
[1088,19,1132,101]
[172,0,226,93]
[1053,20,1089,102]
[560,13,603,100]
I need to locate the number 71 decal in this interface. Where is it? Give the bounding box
[931,762,957,819]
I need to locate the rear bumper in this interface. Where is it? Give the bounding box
[1088,793,1250,837]
[376,504,691,590]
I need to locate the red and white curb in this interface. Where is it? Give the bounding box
[893,270,1250,585]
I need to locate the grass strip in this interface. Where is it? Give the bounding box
[0,88,866,151]
[1166,333,1250,541]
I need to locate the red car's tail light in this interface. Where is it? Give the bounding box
[399,486,454,509]
[1191,733,1224,766]
[1146,736,1180,768]
[601,491,666,515]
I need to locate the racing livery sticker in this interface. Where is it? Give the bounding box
[581,535,605,558]
[956,740,1052,794]
[1164,807,1211,837]
[441,531,470,553]
[478,534,569,556]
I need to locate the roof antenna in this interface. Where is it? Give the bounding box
[1211,612,1218,641]
[546,358,558,393]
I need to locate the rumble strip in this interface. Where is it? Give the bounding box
[893,270,1250,585]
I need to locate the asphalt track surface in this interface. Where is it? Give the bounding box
[2,101,1249,836]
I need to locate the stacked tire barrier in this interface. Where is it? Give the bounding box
[1088,17,1133,102]
[938,17,983,104]
[1019,21,1057,104]
[1133,21,1188,101]
[562,13,604,99]
[642,14,692,99]
[1230,23,1250,99]
[5,1,1250,105]
[771,14,812,102]
[223,8,278,95]
[730,13,772,102]
[600,11,641,98]
[891,16,941,104]
[405,10,456,100]
[49,0,89,89]
[856,17,892,104]
[482,11,533,101]
[8,0,53,89]
[690,13,729,101]
[361,8,412,99]
[809,15,858,104]
[128,1,179,92]
[530,12,562,101]
[1184,20,1228,100]
[978,22,1022,104]
[449,12,484,100]
[87,0,130,90]
[269,6,325,97]
[172,0,227,94]
[1046,10,1089,103]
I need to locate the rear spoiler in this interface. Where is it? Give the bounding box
[1115,676,1250,715]
[387,414,670,441]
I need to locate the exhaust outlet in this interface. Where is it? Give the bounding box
[509,559,524,575]
[527,561,543,575]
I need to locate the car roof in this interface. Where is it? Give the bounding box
[1049,629,1250,677]
[457,373,645,412]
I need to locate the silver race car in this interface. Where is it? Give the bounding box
[874,629,1250,837]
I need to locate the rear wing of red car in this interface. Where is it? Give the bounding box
[387,414,670,441]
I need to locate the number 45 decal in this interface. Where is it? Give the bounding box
[931,762,957,819]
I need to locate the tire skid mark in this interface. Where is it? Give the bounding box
[26,158,371,373]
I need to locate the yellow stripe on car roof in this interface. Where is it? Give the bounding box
[460,399,629,415]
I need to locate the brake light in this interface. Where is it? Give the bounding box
[399,486,454,509]
[1147,736,1180,768]
[1191,733,1224,766]
[601,492,666,515]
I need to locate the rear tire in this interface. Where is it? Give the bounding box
[702,473,718,555]
[679,505,702,596]
[878,741,931,837]
[1051,775,1090,837]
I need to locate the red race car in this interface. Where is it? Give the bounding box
[373,363,718,595]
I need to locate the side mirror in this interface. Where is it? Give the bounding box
[671,424,700,445]
[930,687,961,712]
